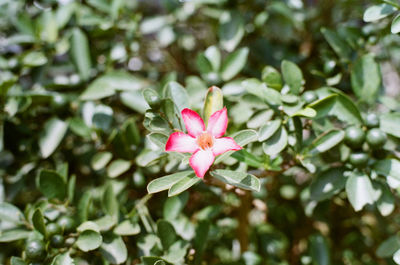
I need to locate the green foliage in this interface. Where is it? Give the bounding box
[1,0,400,264]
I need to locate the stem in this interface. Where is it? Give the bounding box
[237,191,251,252]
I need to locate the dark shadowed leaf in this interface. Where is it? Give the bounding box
[38,170,66,200]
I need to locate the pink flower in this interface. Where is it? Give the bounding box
[165,107,242,178]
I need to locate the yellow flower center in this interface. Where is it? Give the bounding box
[197,132,214,150]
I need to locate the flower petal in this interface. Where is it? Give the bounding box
[165,132,198,153]
[182,108,205,137]
[212,137,242,156]
[189,149,215,178]
[207,107,228,138]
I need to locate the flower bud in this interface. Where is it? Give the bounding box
[203,86,223,126]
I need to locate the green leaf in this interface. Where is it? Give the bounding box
[163,81,189,112]
[219,11,244,52]
[231,149,264,168]
[163,192,189,220]
[204,46,221,71]
[262,66,283,90]
[107,159,131,178]
[147,133,168,149]
[120,90,150,114]
[93,215,116,232]
[395,249,400,265]
[281,60,304,94]
[373,159,400,180]
[309,234,330,265]
[68,117,91,138]
[392,13,400,33]
[351,54,381,104]
[375,182,395,216]
[220,47,249,81]
[91,152,113,171]
[22,51,47,67]
[364,4,397,22]
[330,89,363,124]
[78,221,100,233]
[243,78,281,106]
[380,112,400,138]
[114,220,140,236]
[11,257,27,265]
[32,209,46,236]
[0,202,25,224]
[102,184,119,220]
[157,220,177,250]
[78,191,91,223]
[143,88,161,107]
[310,168,346,201]
[140,16,169,34]
[39,118,68,158]
[262,126,288,156]
[142,257,171,265]
[321,27,352,60]
[307,94,337,119]
[147,171,194,194]
[376,236,400,258]
[81,71,146,100]
[215,129,258,163]
[292,107,316,118]
[196,53,213,75]
[168,173,200,197]
[67,174,76,203]
[193,221,210,264]
[38,170,66,200]
[51,252,74,265]
[100,234,128,264]
[70,27,91,81]
[211,170,260,192]
[232,129,258,146]
[76,230,103,252]
[345,172,375,211]
[308,129,344,155]
[0,229,31,242]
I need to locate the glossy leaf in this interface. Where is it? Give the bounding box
[380,112,400,138]
[107,159,131,178]
[373,159,400,180]
[345,172,375,211]
[147,171,193,194]
[168,173,200,197]
[39,118,68,158]
[76,230,103,252]
[211,169,260,192]
[351,54,381,104]
[32,209,46,236]
[321,27,351,60]
[310,168,346,201]
[262,126,288,156]
[100,234,128,264]
[91,152,113,171]
[220,47,249,81]
[0,202,25,224]
[70,28,91,81]
[281,60,304,94]
[392,13,400,33]
[364,4,397,22]
[308,129,344,155]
